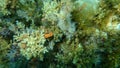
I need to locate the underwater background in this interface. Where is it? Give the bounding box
[0,0,120,68]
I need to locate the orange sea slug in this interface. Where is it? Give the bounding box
[44,32,53,39]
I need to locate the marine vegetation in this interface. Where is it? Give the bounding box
[0,0,120,68]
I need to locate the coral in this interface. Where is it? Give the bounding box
[16,0,43,24]
[0,0,10,15]
[17,0,36,22]
[42,0,58,22]
[0,36,10,68]
[56,42,83,64]
[13,27,48,60]
[0,0,120,68]
[8,21,25,33]
[42,0,76,38]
